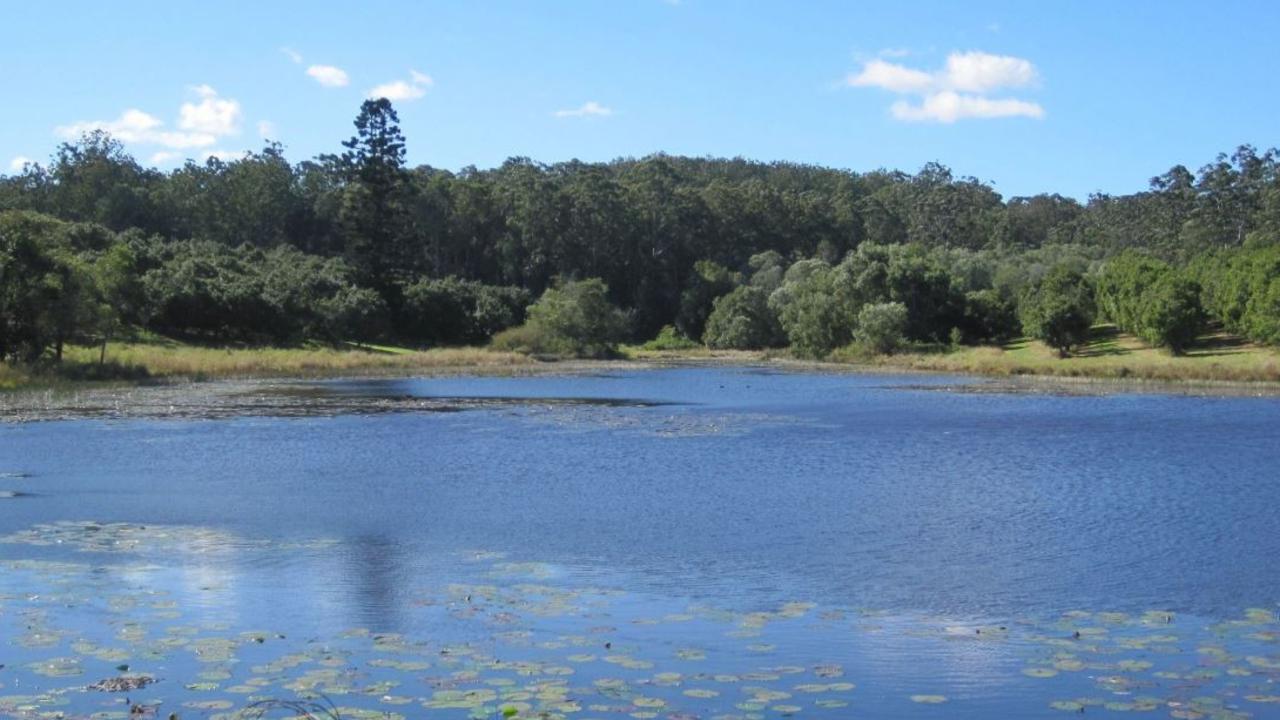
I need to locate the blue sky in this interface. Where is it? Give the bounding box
[3,0,1278,199]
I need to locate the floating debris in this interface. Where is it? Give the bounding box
[88,675,157,692]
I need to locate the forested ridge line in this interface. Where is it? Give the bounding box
[3,98,1280,373]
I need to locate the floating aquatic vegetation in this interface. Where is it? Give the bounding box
[0,520,331,557]
[2,534,1279,720]
[87,675,155,692]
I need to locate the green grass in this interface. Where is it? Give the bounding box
[5,325,1278,392]
[831,325,1280,384]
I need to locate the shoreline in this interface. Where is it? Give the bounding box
[4,332,1280,415]
[4,349,1280,423]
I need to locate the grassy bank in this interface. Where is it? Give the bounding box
[0,340,533,391]
[828,326,1280,384]
[629,326,1280,385]
[4,325,1279,393]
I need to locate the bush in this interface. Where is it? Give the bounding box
[1019,265,1095,356]
[675,261,738,342]
[960,289,1019,343]
[401,276,529,346]
[490,323,552,355]
[854,302,909,354]
[1095,251,1168,331]
[770,264,858,358]
[1137,274,1203,353]
[702,286,783,350]
[319,285,388,343]
[640,325,700,351]
[493,278,628,358]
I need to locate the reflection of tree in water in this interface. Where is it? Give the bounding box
[342,534,410,633]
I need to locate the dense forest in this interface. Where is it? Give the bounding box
[3,98,1280,364]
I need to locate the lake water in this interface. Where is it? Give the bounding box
[2,367,1278,719]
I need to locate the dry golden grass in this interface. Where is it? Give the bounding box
[57,342,533,382]
[838,327,1280,384]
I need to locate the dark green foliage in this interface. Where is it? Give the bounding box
[1137,274,1204,353]
[675,260,739,341]
[1097,252,1205,353]
[829,243,967,343]
[770,262,858,358]
[703,286,783,350]
[401,276,529,346]
[1192,244,1280,344]
[960,289,1020,343]
[1019,265,1096,356]
[141,241,385,344]
[493,278,628,358]
[339,99,414,292]
[3,108,1280,359]
[0,212,70,361]
[1096,252,1169,331]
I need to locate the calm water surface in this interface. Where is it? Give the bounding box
[1,368,1278,719]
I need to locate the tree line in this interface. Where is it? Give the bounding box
[3,98,1280,363]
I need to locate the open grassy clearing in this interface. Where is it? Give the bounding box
[836,325,1280,384]
[0,340,533,390]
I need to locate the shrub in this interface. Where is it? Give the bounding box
[854,302,909,354]
[640,325,700,351]
[1137,274,1204,353]
[401,276,529,346]
[960,289,1019,343]
[702,286,783,350]
[770,264,858,358]
[1019,265,1095,357]
[493,278,628,358]
[675,261,738,342]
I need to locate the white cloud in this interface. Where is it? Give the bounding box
[847,50,1043,123]
[848,59,934,94]
[942,51,1035,93]
[57,108,217,149]
[257,120,276,139]
[554,101,613,118]
[890,91,1044,123]
[55,85,244,157]
[368,70,433,101]
[307,64,349,88]
[8,156,33,172]
[149,151,182,165]
[848,51,1036,94]
[201,149,248,163]
[281,47,303,64]
[179,85,242,136]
